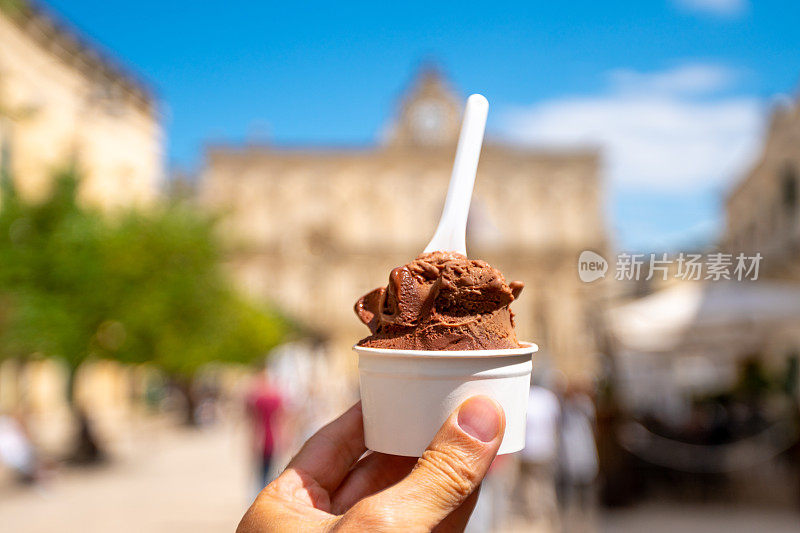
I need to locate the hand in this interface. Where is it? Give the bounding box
[237,396,505,532]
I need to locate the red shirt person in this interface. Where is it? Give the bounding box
[246,373,283,488]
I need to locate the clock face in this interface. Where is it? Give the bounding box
[410,100,448,144]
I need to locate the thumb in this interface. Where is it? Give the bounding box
[351,396,505,531]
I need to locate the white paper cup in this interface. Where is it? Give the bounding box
[354,342,537,457]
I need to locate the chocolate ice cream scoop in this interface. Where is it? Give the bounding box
[355,251,524,350]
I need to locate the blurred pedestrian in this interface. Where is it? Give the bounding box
[514,383,561,532]
[246,369,284,489]
[558,386,598,522]
[0,412,39,484]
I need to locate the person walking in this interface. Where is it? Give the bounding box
[558,386,599,530]
[0,412,39,484]
[515,384,561,532]
[246,370,284,490]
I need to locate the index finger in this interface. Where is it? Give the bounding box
[286,402,367,493]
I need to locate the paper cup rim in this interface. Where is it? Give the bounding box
[353,341,538,358]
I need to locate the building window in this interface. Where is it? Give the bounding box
[782,163,797,216]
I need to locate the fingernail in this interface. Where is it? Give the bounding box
[457,396,502,442]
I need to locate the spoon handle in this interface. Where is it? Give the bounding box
[423,94,489,256]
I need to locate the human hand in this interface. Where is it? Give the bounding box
[237,396,505,532]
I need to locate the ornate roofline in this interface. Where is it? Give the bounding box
[1,0,156,116]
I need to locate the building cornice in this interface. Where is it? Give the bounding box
[204,143,599,167]
[1,0,156,116]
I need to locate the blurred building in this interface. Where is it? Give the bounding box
[721,91,800,392]
[201,67,608,382]
[0,1,163,453]
[601,94,800,511]
[725,96,800,279]
[0,1,162,208]
[609,93,800,412]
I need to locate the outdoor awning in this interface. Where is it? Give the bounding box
[609,280,800,353]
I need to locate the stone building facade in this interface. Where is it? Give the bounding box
[0,1,163,451]
[725,96,800,279]
[201,68,608,382]
[0,2,162,208]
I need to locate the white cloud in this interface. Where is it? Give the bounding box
[499,64,765,192]
[608,64,739,95]
[674,0,749,17]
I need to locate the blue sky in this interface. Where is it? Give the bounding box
[46,0,800,251]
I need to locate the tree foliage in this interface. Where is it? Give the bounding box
[0,171,292,377]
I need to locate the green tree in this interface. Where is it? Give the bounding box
[0,170,293,457]
[0,0,28,17]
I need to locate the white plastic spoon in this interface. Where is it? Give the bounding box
[422,93,489,256]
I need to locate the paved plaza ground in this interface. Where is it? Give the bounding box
[599,502,800,533]
[0,421,252,532]
[1,422,798,532]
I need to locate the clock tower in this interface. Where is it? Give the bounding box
[385,64,462,148]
